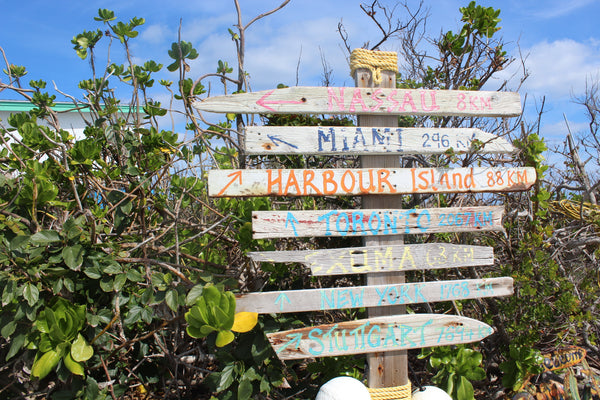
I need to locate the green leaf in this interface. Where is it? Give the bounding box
[186,306,206,326]
[31,230,60,245]
[85,376,100,399]
[124,306,143,325]
[22,283,39,307]
[95,9,116,22]
[186,325,205,339]
[71,333,93,362]
[200,325,216,336]
[186,284,203,306]
[112,273,127,291]
[165,289,179,312]
[126,268,143,282]
[32,349,61,379]
[99,276,113,292]
[83,266,102,279]
[63,351,84,376]
[9,235,30,251]
[215,330,235,347]
[217,364,235,391]
[62,245,84,270]
[238,377,253,400]
[2,280,17,305]
[101,261,122,275]
[456,376,474,400]
[6,332,26,360]
[1,320,16,338]
[202,285,221,304]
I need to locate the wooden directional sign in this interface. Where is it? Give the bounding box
[208,167,536,197]
[252,206,504,239]
[267,314,494,360]
[236,277,513,314]
[245,126,515,155]
[192,87,521,117]
[249,243,494,276]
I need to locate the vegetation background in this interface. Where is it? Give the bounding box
[0,1,599,399]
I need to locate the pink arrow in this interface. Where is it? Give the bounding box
[256,89,305,112]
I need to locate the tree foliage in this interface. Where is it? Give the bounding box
[0,2,599,400]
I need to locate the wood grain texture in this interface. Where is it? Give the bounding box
[192,86,521,117]
[247,243,494,276]
[267,314,494,360]
[208,167,536,197]
[356,69,407,387]
[245,126,515,155]
[236,277,513,314]
[251,206,504,239]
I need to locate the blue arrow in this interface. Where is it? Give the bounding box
[275,292,291,311]
[267,134,299,149]
[285,212,299,236]
[275,333,303,354]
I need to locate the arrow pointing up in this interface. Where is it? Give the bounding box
[256,89,305,112]
[275,292,291,311]
[285,212,299,236]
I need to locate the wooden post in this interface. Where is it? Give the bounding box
[353,62,408,387]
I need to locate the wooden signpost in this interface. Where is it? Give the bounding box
[251,206,504,239]
[245,126,515,155]
[208,166,535,197]
[266,314,495,360]
[194,48,528,393]
[248,243,494,276]
[236,277,513,314]
[192,86,521,117]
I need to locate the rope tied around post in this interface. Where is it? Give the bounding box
[367,382,412,400]
[350,48,398,85]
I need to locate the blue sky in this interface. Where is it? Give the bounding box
[2,0,600,151]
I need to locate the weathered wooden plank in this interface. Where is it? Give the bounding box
[208,167,536,197]
[236,277,513,314]
[247,243,494,276]
[192,87,521,117]
[251,206,504,239]
[245,126,515,155]
[356,68,407,388]
[267,314,494,360]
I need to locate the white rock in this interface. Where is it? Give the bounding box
[412,386,453,400]
[315,376,371,400]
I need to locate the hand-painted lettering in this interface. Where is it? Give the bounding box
[306,244,481,274]
[420,91,440,111]
[268,169,282,195]
[317,127,336,152]
[349,88,369,112]
[308,328,324,356]
[296,320,457,354]
[369,89,385,112]
[327,87,345,111]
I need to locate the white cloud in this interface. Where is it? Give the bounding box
[532,0,597,19]
[140,24,174,45]
[498,39,600,99]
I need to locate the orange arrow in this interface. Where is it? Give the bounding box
[217,171,243,196]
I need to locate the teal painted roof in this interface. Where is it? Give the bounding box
[0,100,134,113]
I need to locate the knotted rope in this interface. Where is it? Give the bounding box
[367,382,412,400]
[548,199,600,224]
[350,48,398,85]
